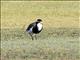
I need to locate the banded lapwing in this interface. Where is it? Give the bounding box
[26,19,43,40]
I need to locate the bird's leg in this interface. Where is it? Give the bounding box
[29,33,34,40]
[34,34,37,40]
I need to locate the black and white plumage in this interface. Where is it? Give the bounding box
[26,19,43,40]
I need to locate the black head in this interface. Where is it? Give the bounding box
[37,19,42,22]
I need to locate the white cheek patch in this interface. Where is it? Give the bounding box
[37,23,42,31]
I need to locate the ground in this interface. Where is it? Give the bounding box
[1,28,80,60]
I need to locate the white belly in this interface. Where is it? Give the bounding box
[37,23,42,31]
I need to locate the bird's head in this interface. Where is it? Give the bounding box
[37,19,42,23]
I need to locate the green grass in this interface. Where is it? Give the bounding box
[1,28,80,60]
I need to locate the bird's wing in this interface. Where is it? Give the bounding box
[26,22,36,31]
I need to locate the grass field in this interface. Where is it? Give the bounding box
[1,1,80,60]
[1,28,80,60]
[1,1,79,28]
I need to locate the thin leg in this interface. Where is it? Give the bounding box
[29,33,34,40]
[34,34,37,40]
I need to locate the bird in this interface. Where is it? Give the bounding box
[26,19,43,40]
